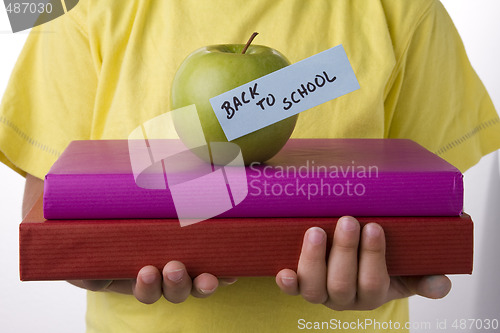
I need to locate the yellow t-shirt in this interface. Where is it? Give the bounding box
[1,0,499,332]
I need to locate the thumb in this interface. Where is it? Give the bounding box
[402,275,452,299]
[80,280,113,291]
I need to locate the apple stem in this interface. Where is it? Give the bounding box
[242,32,259,54]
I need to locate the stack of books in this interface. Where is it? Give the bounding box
[19,138,473,281]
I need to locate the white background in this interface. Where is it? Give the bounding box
[0,1,499,332]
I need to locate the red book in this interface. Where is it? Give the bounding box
[20,197,473,281]
[43,139,464,220]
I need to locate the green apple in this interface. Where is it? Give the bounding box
[171,33,298,165]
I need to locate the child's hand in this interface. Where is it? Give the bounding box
[135,262,237,304]
[68,264,237,304]
[275,216,452,311]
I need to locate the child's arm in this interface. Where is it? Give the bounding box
[22,174,236,304]
[22,174,44,219]
[276,217,452,310]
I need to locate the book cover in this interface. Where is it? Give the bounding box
[43,139,464,219]
[21,197,473,281]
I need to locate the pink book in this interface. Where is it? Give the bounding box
[43,139,463,219]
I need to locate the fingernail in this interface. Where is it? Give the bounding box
[365,223,382,237]
[166,268,184,283]
[339,216,358,231]
[199,286,216,295]
[141,272,156,285]
[222,278,238,285]
[308,227,325,245]
[281,276,296,287]
[425,276,450,296]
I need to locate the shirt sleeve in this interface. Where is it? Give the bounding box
[0,2,96,179]
[384,0,500,172]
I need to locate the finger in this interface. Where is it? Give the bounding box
[326,216,360,306]
[415,275,452,299]
[68,279,134,295]
[132,265,163,304]
[357,223,390,308]
[162,261,192,303]
[416,275,452,299]
[393,275,452,300]
[275,269,299,296]
[191,273,219,298]
[78,280,113,292]
[297,227,328,304]
[219,277,238,287]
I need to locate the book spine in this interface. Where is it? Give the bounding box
[19,214,474,281]
[43,173,176,219]
[43,170,463,219]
